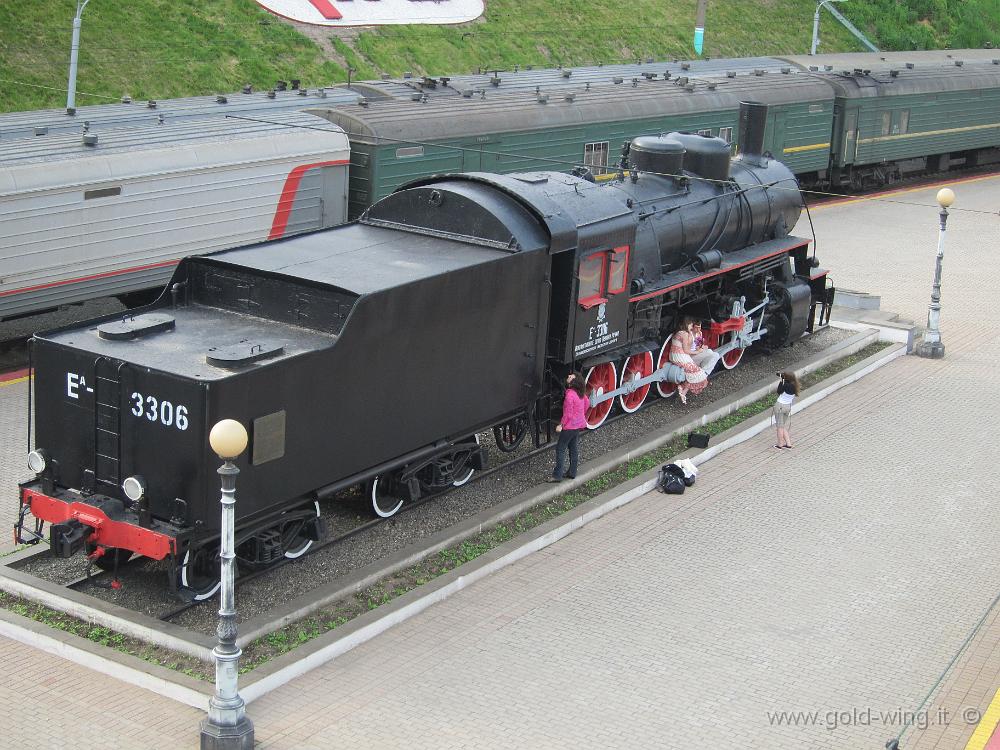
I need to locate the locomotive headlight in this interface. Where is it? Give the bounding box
[122,475,146,502]
[27,449,48,474]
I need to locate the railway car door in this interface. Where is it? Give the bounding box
[768,111,787,158]
[842,109,859,165]
[572,245,630,360]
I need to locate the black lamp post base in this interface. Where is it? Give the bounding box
[200,717,254,750]
[916,340,945,359]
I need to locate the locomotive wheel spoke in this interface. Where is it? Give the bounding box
[584,362,617,429]
[619,352,653,413]
[656,336,678,399]
[282,500,321,559]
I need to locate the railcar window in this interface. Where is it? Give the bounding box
[84,186,122,200]
[719,127,733,144]
[578,251,607,308]
[584,141,610,173]
[607,246,630,295]
[698,129,712,137]
[395,146,424,158]
[899,110,910,135]
[881,111,891,137]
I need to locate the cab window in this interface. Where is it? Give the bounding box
[607,246,630,294]
[578,252,607,308]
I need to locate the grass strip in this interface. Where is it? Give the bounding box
[0,341,890,681]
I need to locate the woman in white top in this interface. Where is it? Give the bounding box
[774,371,800,449]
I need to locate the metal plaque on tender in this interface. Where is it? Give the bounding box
[253,411,286,466]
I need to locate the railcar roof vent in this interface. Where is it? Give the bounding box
[216,94,227,103]
[681,62,691,71]
[676,76,689,86]
[537,94,549,103]
[461,88,474,97]
[613,76,624,84]
[206,340,284,368]
[298,88,308,96]
[562,69,572,78]
[955,60,964,66]
[824,65,833,71]
[83,133,98,147]
[266,89,276,99]
[98,313,175,341]
[358,97,370,107]
[664,71,672,79]
[276,80,287,91]
[863,69,871,75]
[754,69,765,76]
[490,76,501,86]
[564,93,576,102]
[147,100,157,108]
[905,62,915,69]
[403,71,412,79]
[440,76,450,85]
[411,92,423,101]
[727,70,736,78]
[242,84,252,94]
[854,68,863,75]
[994,59,1000,65]
[707,81,718,90]
[291,79,300,89]
[781,67,791,74]
[808,66,818,71]
[647,57,654,63]
[684,83,695,91]
[121,94,132,103]
[890,69,899,77]
[34,126,48,136]
[381,73,391,80]
[643,72,656,79]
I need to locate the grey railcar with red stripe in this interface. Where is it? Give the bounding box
[0,112,349,321]
[15,101,832,598]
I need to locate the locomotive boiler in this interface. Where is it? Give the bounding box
[15,102,832,598]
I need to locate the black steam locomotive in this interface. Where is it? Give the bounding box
[15,102,832,598]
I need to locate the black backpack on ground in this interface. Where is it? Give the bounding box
[657,464,687,494]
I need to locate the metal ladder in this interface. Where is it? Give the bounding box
[93,357,125,493]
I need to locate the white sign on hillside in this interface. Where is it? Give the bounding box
[256,0,484,25]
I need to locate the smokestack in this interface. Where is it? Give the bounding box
[738,101,768,165]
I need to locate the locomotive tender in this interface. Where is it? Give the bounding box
[15,102,832,599]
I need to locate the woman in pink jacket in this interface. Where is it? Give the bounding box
[550,372,588,482]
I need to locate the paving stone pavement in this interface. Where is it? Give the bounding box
[0,175,997,749]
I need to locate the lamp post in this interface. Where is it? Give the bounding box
[811,0,845,56]
[200,419,254,750]
[66,0,92,114]
[916,188,955,359]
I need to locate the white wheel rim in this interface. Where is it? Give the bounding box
[371,476,403,518]
[452,434,480,487]
[584,362,617,429]
[618,352,652,413]
[656,336,677,398]
[284,501,320,559]
[180,548,221,601]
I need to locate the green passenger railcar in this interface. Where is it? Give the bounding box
[825,65,1000,190]
[311,73,835,219]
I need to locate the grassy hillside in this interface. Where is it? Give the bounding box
[1,0,997,114]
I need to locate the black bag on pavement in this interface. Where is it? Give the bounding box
[657,464,686,495]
